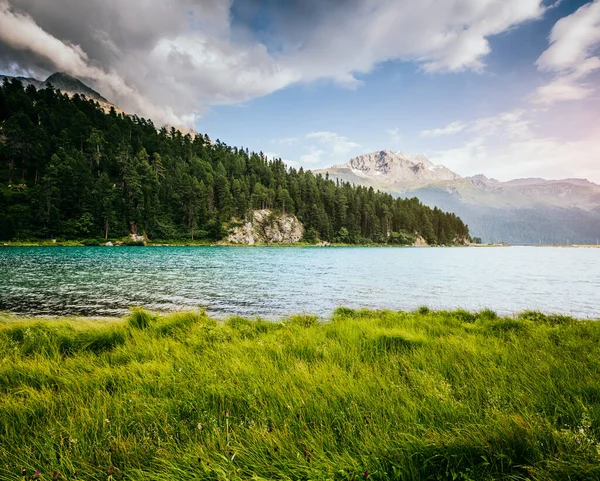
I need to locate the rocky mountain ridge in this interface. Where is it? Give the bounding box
[321,150,460,184]
[1,72,116,111]
[316,150,600,244]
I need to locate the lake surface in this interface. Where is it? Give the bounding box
[0,246,598,319]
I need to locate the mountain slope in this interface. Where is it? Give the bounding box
[316,151,600,244]
[1,72,121,116]
[44,72,109,103]
[318,150,460,185]
[0,80,470,245]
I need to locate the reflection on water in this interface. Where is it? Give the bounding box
[0,246,598,318]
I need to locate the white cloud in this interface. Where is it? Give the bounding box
[428,107,600,182]
[470,110,532,140]
[431,132,600,182]
[0,0,547,126]
[281,0,545,80]
[306,131,361,155]
[533,0,600,104]
[291,131,363,167]
[300,148,325,164]
[420,121,466,137]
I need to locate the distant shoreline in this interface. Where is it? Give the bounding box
[2,240,599,248]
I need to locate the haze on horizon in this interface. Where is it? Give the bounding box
[0,0,599,182]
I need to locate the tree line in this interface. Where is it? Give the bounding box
[0,79,470,244]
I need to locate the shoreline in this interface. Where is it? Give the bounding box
[1,240,467,248]
[2,240,599,248]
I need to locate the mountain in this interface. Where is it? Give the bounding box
[0,79,470,246]
[44,72,110,104]
[1,72,203,136]
[323,150,460,185]
[315,151,600,244]
[0,72,115,109]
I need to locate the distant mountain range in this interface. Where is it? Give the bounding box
[315,150,600,244]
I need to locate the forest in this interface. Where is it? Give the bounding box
[0,78,470,244]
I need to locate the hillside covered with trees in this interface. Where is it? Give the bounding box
[0,79,470,245]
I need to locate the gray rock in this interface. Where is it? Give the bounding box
[228,210,304,245]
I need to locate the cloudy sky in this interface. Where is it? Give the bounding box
[1,0,599,181]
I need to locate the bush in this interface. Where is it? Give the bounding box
[417,305,431,315]
[302,227,319,244]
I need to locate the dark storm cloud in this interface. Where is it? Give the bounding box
[0,0,547,125]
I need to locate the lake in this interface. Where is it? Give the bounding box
[0,246,598,319]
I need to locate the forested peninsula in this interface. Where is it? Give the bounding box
[0,79,470,245]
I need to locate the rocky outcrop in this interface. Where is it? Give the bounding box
[227,210,304,245]
[412,236,428,247]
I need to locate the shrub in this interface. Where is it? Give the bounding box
[417,305,431,315]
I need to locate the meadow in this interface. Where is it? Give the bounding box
[0,307,599,480]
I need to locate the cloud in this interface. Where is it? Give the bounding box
[291,131,363,167]
[0,0,547,126]
[431,132,600,182]
[427,107,600,182]
[533,0,600,104]
[300,148,325,164]
[274,0,545,78]
[306,131,361,155]
[420,121,466,137]
[0,0,194,125]
[470,110,532,140]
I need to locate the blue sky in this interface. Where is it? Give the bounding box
[1,0,599,181]
[196,0,600,181]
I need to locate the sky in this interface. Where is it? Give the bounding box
[0,0,599,182]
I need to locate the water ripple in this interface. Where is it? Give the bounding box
[0,246,598,319]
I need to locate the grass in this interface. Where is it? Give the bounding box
[0,308,599,480]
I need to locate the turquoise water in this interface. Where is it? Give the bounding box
[0,246,598,318]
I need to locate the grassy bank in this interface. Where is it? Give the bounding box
[1,308,599,480]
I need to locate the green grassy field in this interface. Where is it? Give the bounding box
[0,308,599,480]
